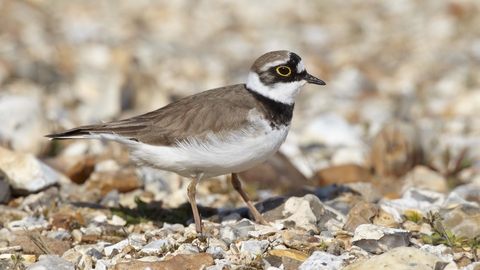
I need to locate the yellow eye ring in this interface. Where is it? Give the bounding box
[276,66,292,77]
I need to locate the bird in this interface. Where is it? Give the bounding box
[46,50,326,233]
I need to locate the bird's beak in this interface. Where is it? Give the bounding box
[305,73,326,85]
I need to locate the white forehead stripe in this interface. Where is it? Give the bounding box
[260,59,289,71]
[296,61,305,73]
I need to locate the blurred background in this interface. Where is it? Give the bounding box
[1,0,480,198]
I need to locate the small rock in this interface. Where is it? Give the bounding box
[248,226,279,238]
[324,219,345,234]
[343,247,448,270]
[237,240,269,255]
[384,188,445,215]
[440,204,480,238]
[65,156,96,184]
[282,194,324,233]
[352,224,411,254]
[177,243,200,254]
[268,249,309,261]
[206,237,228,252]
[0,146,58,194]
[281,230,323,250]
[219,226,242,245]
[420,244,454,263]
[316,164,371,186]
[104,239,141,257]
[283,255,304,270]
[25,255,74,270]
[61,249,82,264]
[71,229,83,243]
[99,189,120,208]
[86,166,142,195]
[373,208,398,228]
[78,254,93,269]
[206,245,227,259]
[141,239,170,254]
[0,228,17,243]
[443,192,477,208]
[108,215,127,226]
[343,203,380,232]
[403,165,448,193]
[49,213,77,231]
[95,260,113,270]
[225,251,253,266]
[230,219,255,238]
[86,248,103,260]
[254,196,288,222]
[7,216,49,232]
[451,184,480,204]
[299,251,348,270]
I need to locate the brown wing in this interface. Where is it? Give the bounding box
[46,84,260,146]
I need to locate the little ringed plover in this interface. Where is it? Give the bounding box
[46,50,326,233]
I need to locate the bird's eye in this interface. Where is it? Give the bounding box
[276,66,292,77]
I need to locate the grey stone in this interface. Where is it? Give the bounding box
[86,248,103,260]
[94,259,113,270]
[299,251,348,270]
[104,239,142,257]
[237,240,269,255]
[230,219,255,238]
[26,255,74,270]
[352,224,411,254]
[61,249,82,264]
[141,239,170,254]
[281,194,325,233]
[7,216,49,232]
[343,247,448,270]
[99,189,119,208]
[18,187,60,213]
[78,254,93,269]
[206,245,227,259]
[177,243,200,254]
[452,184,480,203]
[219,226,242,245]
[420,244,454,263]
[440,204,480,238]
[207,238,228,251]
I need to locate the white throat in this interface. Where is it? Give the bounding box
[246,72,306,105]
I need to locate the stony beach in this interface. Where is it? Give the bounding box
[1,0,480,269]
